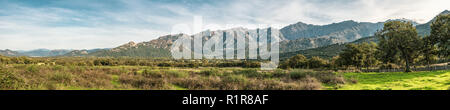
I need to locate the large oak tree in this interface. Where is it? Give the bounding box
[377,21,422,72]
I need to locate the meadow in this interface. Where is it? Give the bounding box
[336,70,450,90]
[1,63,448,90]
[0,64,333,90]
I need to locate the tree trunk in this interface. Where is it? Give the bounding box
[405,57,411,72]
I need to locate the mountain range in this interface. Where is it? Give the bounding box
[1,10,448,58]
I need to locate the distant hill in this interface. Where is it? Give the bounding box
[0,49,22,56]
[63,48,109,57]
[280,36,377,60]
[83,34,184,58]
[18,49,73,57]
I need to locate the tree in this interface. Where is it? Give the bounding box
[430,14,450,59]
[361,42,379,69]
[308,56,328,68]
[419,36,438,70]
[377,21,422,72]
[287,54,308,69]
[337,42,378,70]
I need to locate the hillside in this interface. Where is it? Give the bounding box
[0,49,22,56]
[280,36,377,59]
[82,34,184,58]
[18,49,73,57]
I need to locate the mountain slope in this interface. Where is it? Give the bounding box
[280,36,378,59]
[416,10,450,36]
[85,34,184,58]
[18,49,73,57]
[0,49,22,56]
[279,20,384,52]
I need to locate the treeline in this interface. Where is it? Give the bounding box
[0,56,261,68]
[283,14,450,72]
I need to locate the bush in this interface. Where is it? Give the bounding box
[0,69,25,89]
[272,69,287,78]
[313,71,346,85]
[49,72,73,84]
[289,69,314,80]
[119,74,169,89]
[176,76,221,90]
[199,69,221,76]
[298,77,322,90]
[233,69,262,78]
[289,69,345,85]
[165,70,188,78]
[141,69,163,78]
[26,65,40,73]
[222,74,247,84]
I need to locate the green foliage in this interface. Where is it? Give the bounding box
[222,74,248,84]
[288,54,308,69]
[308,56,329,68]
[141,69,163,78]
[430,14,450,57]
[0,68,25,89]
[377,21,422,72]
[337,42,379,69]
[232,69,263,78]
[418,36,439,66]
[49,72,73,84]
[289,69,313,80]
[165,70,189,78]
[199,69,222,76]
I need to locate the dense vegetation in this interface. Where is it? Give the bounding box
[0,62,349,90]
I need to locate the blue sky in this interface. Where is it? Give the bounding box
[0,0,448,50]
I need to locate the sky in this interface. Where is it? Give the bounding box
[0,0,448,50]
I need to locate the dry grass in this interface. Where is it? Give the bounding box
[0,64,342,90]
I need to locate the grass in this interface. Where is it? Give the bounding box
[2,63,449,90]
[335,70,450,90]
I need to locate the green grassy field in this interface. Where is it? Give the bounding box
[336,70,450,90]
[1,64,449,90]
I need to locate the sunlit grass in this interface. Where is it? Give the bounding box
[338,70,450,90]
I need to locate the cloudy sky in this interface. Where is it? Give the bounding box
[0,0,448,50]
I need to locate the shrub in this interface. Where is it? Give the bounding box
[141,69,163,78]
[222,74,248,84]
[298,77,322,90]
[0,69,25,89]
[165,70,188,78]
[49,72,73,84]
[233,69,262,78]
[289,69,314,80]
[313,71,346,85]
[119,74,169,89]
[199,69,221,76]
[289,69,345,85]
[26,65,40,73]
[175,76,221,90]
[272,69,287,78]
